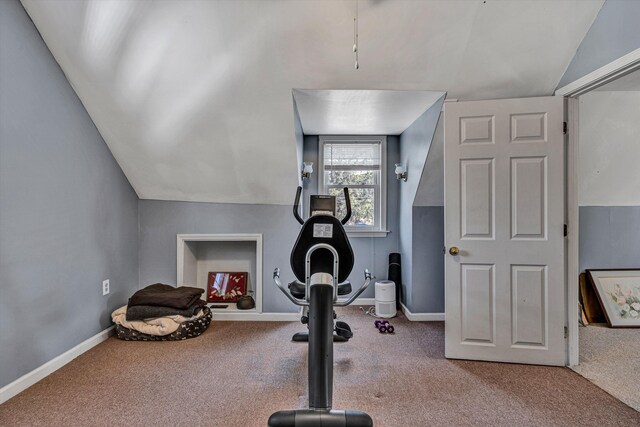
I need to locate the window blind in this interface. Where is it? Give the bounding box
[323,142,381,170]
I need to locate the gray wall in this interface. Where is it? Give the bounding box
[300,135,401,296]
[398,96,446,313]
[558,0,640,88]
[138,201,300,313]
[414,117,444,207]
[138,181,399,313]
[577,90,640,274]
[0,0,139,389]
[412,117,445,313]
[579,207,640,272]
[138,191,394,310]
[412,206,445,313]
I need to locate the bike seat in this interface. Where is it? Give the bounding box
[288,280,352,299]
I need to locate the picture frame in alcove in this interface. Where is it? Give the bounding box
[588,269,640,328]
[206,272,248,303]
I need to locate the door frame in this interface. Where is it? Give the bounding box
[555,47,640,366]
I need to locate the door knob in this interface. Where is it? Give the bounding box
[449,246,460,256]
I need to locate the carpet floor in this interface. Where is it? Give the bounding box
[571,324,640,412]
[1,307,638,427]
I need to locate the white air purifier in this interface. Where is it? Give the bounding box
[375,280,396,318]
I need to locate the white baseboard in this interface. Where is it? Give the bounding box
[212,300,375,321]
[349,298,444,320]
[0,326,115,405]
[212,312,299,321]
[400,302,445,321]
[212,299,376,321]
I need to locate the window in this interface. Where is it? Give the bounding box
[319,136,387,236]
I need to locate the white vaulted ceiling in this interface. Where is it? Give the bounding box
[293,89,446,135]
[20,0,603,205]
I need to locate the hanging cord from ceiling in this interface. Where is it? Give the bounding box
[353,0,359,69]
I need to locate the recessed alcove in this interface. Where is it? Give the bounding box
[177,234,263,319]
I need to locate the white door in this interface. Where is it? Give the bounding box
[444,96,565,366]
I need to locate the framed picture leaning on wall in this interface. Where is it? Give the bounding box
[207,272,248,303]
[588,269,640,328]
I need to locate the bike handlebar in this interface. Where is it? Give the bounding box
[341,187,352,225]
[292,186,351,225]
[272,267,371,308]
[293,186,304,225]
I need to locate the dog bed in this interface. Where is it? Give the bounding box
[115,306,212,341]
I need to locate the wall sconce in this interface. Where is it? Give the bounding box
[395,163,407,181]
[301,162,313,180]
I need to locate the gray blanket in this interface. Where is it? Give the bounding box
[126,300,205,321]
[128,283,204,309]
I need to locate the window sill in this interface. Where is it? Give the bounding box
[346,230,391,238]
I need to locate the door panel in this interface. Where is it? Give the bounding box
[511,265,546,347]
[461,159,494,239]
[461,264,495,344]
[511,156,546,239]
[445,96,565,366]
[511,113,547,143]
[461,115,495,144]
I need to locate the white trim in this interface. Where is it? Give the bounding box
[318,135,387,233]
[353,297,375,306]
[566,98,580,367]
[555,48,640,97]
[555,50,640,366]
[442,98,458,111]
[400,302,445,321]
[212,312,298,321]
[0,326,114,404]
[177,233,263,314]
[347,230,390,238]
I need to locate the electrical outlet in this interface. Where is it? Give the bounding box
[102,279,110,296]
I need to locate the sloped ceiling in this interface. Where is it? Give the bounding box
[20,0,603,205]
[293,89,445,135]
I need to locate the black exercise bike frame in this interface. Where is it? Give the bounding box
[269,187,373,427]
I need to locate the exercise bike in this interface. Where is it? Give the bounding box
[269,186,373,427]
